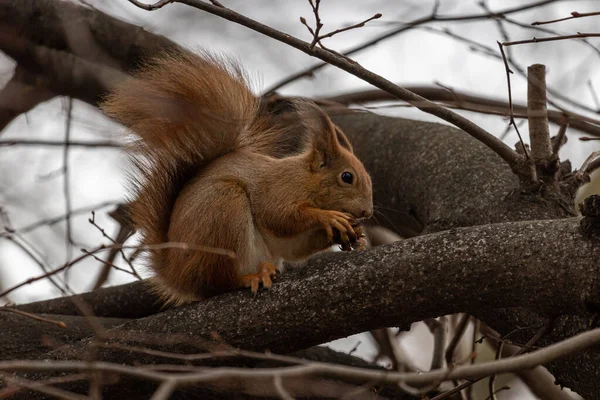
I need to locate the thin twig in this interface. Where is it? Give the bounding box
[445,314,471,396]
[92,341,310,365]
[484,386,511,400]
[0,375,88,400]
[300,0,380,61]
[445,314,470,367]
[533,10,600,26]
[552,120,569,156]
[273,375,294,400]
[265,0,560,93]
[585,157,600,175]
[149,379,176,400]
[0,139,121,148]
[588,80,600,111]
[488,340,505,400]
[423,25,600,116]
[425,318,447,370]
[433,320,555,399]
[502,15,600,59]
[1,327,599,390]
[83,250,140,278]
[89,211,141,280]
[504,33,600,46]
[0,241,235,299]
[317,13,382,42]
[466,319,479,400]
[323,86,600,138]
[579,150,600,174]
[497,42,531,166]
[0,307,67,328]
[63,97,74,285]
[1,201,119,238]
[3,235,68,295]
[0,373,87,399]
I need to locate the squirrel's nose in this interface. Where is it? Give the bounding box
[361,209,373,219]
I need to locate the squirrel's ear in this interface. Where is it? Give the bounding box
[334,126,353,153]
[294,100,340,169]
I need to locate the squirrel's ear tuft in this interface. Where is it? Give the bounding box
[294,100,340,169]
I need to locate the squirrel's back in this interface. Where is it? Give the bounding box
[101,50,276,280]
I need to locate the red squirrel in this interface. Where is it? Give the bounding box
[101,50,373,305]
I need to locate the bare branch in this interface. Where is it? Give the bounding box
[62,97,75,279]
[0,375,89,400]
[0,307,67,329]
[504,33,600,46]
[266,0,561,92]
[0,373,87,399]
[497,42,528,158]
[2,328,600,391]
[149,379,176,400]
[533,10,600,26]
[552,120,569,156]
[0,139,122,148]
[0,241,235,299]
[0,68,54,134]
[316,13,382,43]
[324,86,600,138]
[527,64,553,163]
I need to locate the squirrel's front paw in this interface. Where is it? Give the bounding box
[339,224,367,252]
[318,210,357,245]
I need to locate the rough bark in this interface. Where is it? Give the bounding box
[15,281,162,319]
[0,312,129,361]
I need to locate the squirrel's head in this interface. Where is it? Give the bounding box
[297,101,373,221]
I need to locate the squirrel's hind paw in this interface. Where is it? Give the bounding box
[240,262,278,294]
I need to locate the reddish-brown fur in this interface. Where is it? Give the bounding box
[101,50,373,305]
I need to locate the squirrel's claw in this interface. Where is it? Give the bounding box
[240,262,278,294]
[338,223,366,252]
[319,210,357,246]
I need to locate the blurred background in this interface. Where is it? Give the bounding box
[1,1,599,398]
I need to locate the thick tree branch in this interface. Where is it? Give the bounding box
[0,68,55,133]
[0,0,180,109]
[0,311,129,361]
[0,0,179,71]
[14,281,162,319]
[0,29,125,107]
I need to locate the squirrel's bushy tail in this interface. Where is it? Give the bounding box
[101,50,272,256]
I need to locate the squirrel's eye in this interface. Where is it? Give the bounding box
[341,171,354,184]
